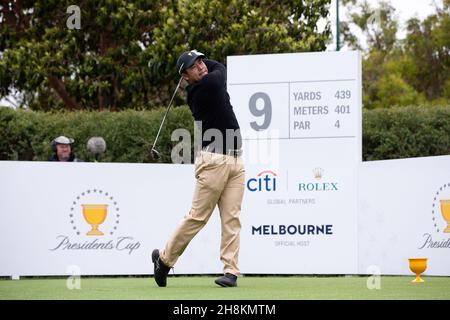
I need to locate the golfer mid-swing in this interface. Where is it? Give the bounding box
[152,50,245,288]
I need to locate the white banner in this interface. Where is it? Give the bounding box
[1,156,449,276]
[228,51,362,274]
[358,155,450,276]
[0,161,223,276]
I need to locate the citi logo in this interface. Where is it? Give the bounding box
[247,170,277,192]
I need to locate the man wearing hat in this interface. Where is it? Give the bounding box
[152,50,245,288]
[49,136,80,162]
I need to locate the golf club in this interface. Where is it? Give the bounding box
[150,75,184,159]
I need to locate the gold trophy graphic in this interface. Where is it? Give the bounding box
[81,204,108,236]
[408,258,427,283]
[440,199,450,233]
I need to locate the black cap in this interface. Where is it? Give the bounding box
[176,50,205,74]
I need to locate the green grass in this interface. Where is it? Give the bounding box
[0,276,449,300]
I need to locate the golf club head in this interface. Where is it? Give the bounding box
[150,148,161,160]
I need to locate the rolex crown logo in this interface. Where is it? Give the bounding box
[313,167,324,180]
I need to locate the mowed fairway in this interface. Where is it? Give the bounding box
[1,276,449,300]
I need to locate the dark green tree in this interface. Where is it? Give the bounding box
[0,0,159,110]
[0,0,331,110]
[404,0,450,101]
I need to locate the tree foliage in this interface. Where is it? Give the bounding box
[339,0,449,108]
[0,0,331,110]
[1,106,449,162]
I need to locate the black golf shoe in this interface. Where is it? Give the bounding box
[215,273,238,287]
[151,249,171,287]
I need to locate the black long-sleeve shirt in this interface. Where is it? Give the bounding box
[186,59,242,152]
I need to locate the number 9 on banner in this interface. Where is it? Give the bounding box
[229,83,289,139]
[249,92,272,131]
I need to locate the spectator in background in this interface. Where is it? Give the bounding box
[49,136,80,162]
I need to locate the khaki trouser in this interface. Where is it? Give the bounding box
[160,151,245,275]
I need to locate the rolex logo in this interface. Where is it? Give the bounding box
[313,167,323,180]
[299,168,338,192]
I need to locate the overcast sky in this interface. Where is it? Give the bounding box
[359,0,441,22]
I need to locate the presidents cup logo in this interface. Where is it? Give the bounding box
[440,200,450,233]
[69,189,120,236]
[82,204,108,236]
[50,188,141,255]
[419,182,450,249]
[431,183,450,234]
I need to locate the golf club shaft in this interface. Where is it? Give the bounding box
[151,76,183,152]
